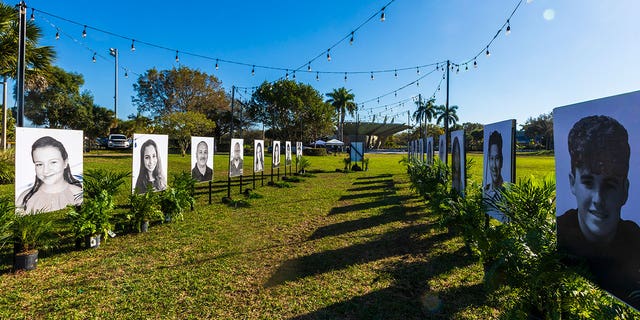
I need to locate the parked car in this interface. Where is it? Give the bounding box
[107,134,130,149]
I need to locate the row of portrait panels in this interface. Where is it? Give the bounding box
[15,130,304,214]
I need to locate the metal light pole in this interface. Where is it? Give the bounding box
[16,2,27,128]
[109,48,119,127]
[1,77,7,149]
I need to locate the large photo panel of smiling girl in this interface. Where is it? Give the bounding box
[15,127,83,214]
[132,134,168,194]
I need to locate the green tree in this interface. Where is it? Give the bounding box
[326,87,356,142]
[462,122,484,151]
[157,111,216,156]
[132,66,228,118]
[413,97,436,139]
[435,104,459,129]
[24,66,108,132]
[522,112,553,150]
[248,80,334,141]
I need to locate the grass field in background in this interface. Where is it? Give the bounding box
[0,151,571,319]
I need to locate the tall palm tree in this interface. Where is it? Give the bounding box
[326,87,356,143]
[0,3,55,80]
[413,97,436,138]
[435,104,459,128]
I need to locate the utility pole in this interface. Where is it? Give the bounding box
[230,86,235,138]
[444,60,450,165]
[16,1,27,127]
[109,48,119,127]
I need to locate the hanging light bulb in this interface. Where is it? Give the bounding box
[380,7,386,22]
[416,80,419,87]
[486,47,491,57]
[371,72,374,80]
[293,71,296,80]
[175,51,179,62]
[251,65,255,76]
[506,20,511,35]
[377,98,380,104]
[474,59,478,68]
[438,86,441,91]
[416,67,420,75]
[394,91,397,97]
[131,40,136,51]
[215,59,219,70]
[125,69,129,78]
[465,64,468,71]
[92,53,96,63]
[350,32,354,45]
[344,72,347,82]
[285,70,289,80]
[30,8,34,21]
[316,72,319,81]
[394,69,398,78]
[307,62,311,71]
[55,29,60,40]
[82,25,87,38]
[456,66,459,73]
[326,49,331,61]
[436,64,440,71]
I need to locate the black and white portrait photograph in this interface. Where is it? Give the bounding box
[451,130,465,196]
[254,139,265,173]
[132,134,168,194]
[426,137,434,165]
[554,91,640,309]
[229,138,244,177]
[190,136,214,183]
[483,119,516,221]
[296,141,303,159]
[15,128,83,214]
[273,140,280,168]
[438,134,447,164]
[285,141,292,166]
[350,142,364,162]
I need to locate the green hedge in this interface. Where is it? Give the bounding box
[303,148,327,156]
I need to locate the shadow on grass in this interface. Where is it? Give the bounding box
[350,178,394,186]
[288,247,483,320]
[264,223,450,287]
[338,191,394,201]
[328,195,415,215]
[354,174,392,180]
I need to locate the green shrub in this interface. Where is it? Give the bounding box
[296,156,311,173]
[67,190,114,240]
[0,196,13,250]
[83,169,130,200]
[304,148,327,156]
[127,189,163,232]
[13,212,54,254]
[0,148,15,184]
[159,171,195,222]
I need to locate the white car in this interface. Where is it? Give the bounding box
[107,134,130,149]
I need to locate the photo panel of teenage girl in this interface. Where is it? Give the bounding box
[132,134,168,194]
[296,141,303,159]
[554,91,640,310]
[254,139,265,173]
[482,119,516,222]
[426,137,434,165]
[450,130,466,196]
[438,134,447,164]
[15,127,83,214]
[285,141,292,166]
[190,136,214,183]
[272,140,280,168]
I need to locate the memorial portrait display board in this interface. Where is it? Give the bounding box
[229,138,244,177]
[350,142,364,162]
[15,127,84,214]
[438,134,447,164]
[426,137,434,165]
[132,134,168,194]
[296,141,303,159]
[285,141,292,166]
[190,136,214,183]
[418,138,424,162]
[450,130,466,196]
[272,140,281,168]
[254,139,265,173]
[482,119,516,222]
[554,90,640,310]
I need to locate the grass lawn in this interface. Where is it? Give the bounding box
[0,151,630,319]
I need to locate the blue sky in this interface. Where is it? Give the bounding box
[7,0,640,128]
